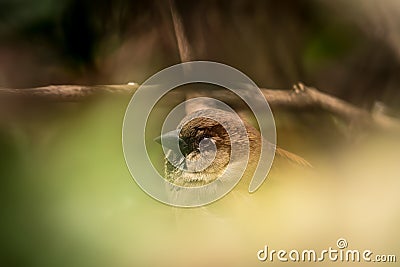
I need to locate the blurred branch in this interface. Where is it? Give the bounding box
[0,84,138,101]
[169,0,202,114]
[1,82,399,130]
[169,0,193,62]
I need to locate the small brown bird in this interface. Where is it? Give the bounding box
[156,109,310,189]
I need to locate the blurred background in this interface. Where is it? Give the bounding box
[0,0,399,266]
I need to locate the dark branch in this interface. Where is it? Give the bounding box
[0,82,399,130]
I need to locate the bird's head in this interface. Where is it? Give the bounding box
[156,109,260,187]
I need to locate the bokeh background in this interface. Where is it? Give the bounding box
[0,0,399,266]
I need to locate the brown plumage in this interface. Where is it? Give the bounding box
[159,109,311,188]
[275,147,312,167]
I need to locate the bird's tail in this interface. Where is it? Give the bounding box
[275,147,312,167]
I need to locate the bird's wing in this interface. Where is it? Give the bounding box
[275,147,312,167]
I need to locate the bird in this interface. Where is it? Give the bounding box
[155,108,311,191]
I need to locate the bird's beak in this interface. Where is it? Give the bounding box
[154,130,187,152]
